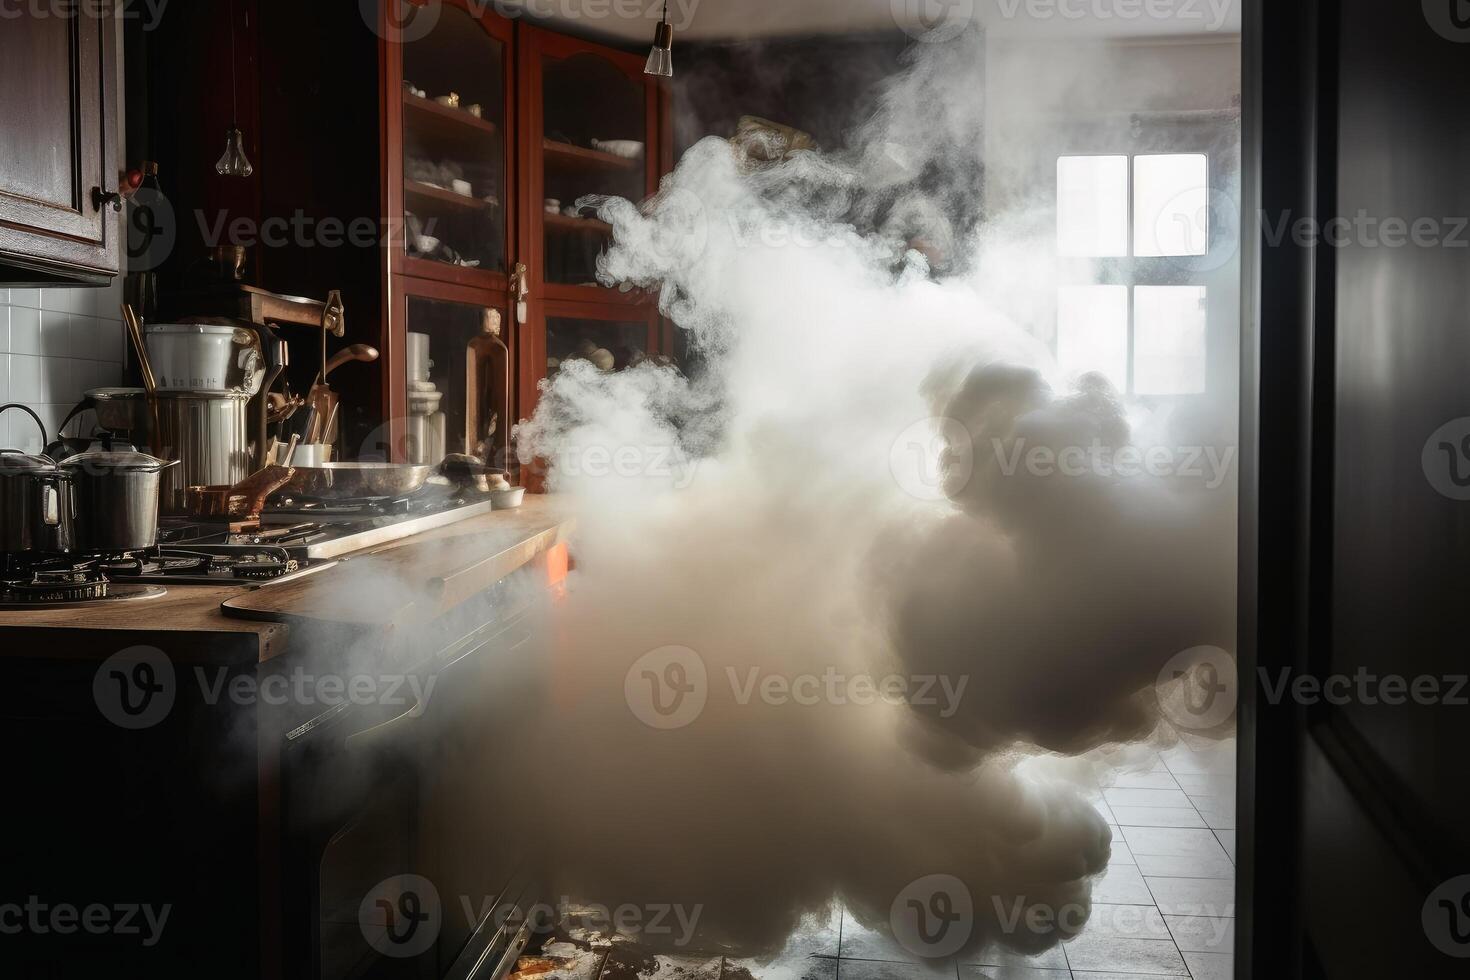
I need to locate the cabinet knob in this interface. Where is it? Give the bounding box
[91,187,124,213]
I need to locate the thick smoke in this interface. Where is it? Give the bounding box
[510,29,1236,963]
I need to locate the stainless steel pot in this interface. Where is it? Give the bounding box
[59,445,175,554]
[153,391,253,514]
[0,405,71,554]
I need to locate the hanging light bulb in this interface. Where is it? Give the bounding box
[215,0,254,178]
[216,126,254,178]
[644,0,673,78]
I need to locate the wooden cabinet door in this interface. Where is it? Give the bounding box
[0,4,120,281]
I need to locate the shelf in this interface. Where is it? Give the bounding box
[403,93,499,141]
[543,212,612,234]
[405,180,497,212]
[543,139,641,173]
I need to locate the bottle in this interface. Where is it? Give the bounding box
[466,309,511,467]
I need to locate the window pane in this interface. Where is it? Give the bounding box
[1057,155,1128,257]
[1133,154,1209,257]
[1057,285,1128,391]
[1134,285,1207,395]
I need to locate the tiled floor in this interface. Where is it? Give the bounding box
[539,735,1236,980]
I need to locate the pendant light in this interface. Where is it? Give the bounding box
[644,0,674,78]
[216,0,254,178]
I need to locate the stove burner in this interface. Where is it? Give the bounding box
[232,558,292,580]
[5,566,110,603]
[98,547,299,584]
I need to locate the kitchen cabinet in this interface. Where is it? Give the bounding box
[0,2,122,284]
[373,4,672,472]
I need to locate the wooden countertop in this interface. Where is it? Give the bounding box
[0,496,572,663]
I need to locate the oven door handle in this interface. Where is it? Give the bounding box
[343,695,428,753]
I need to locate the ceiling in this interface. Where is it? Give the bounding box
[492,0,1242,44]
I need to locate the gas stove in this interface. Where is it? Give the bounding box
[157,482,494,561]
[0,558,165,609]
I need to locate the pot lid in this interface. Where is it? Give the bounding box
[0,449,59,475]
[59,444,174,474]
[146,322,241,336]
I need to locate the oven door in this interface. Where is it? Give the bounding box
[280,581,549,980]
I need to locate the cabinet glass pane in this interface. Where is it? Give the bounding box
[546,318,649,377]
[1056,155,1128,257]
[541,53,646,286]
[406,296,512,467]
[402,6,507,273]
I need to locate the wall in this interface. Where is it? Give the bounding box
[0,284,127,452]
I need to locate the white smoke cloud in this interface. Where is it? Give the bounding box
[510,28,1235,962]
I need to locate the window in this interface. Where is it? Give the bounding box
[1055,153,1211,396]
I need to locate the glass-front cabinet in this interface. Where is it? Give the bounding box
[375,5,669,472]
[518,26,661,304]
[399,292,515,470]
[389,1,516,289]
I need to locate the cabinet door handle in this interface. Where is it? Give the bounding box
[92,187,124,212]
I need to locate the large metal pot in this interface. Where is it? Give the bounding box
[59,446,175,554]
[153,391,254,513]
[0,405,71,554]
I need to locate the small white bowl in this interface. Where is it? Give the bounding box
[452,179,473,197]
[413,234,441,254]
[592,139,645,159]
[489,487,525,510]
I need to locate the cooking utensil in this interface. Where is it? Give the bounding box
[322,344,379,379]
[184,464,296,520]
[277,462,432,501]
[59,444,176,553]
[0,405,71,554]
[121,304,158,395]
[145,323,251,391]
[153,391,254,514]
[282,434,302,467]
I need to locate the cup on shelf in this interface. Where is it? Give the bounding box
[544,197,561,214]
[452,178,473,197]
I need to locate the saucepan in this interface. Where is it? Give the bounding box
[277,462,432,501]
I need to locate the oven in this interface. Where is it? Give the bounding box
[277,570,549,980]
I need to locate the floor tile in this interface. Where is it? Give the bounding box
[1212,831,1235,864]
[1132,853,1234,880]
[1090,799,1118,825]
[1090,866,1154,906]
[1106,840,1136,867]
[1163,916,1233,954]
[1110,807,1206,829]
[723,953,837,980]
[834,958,946,980]
[1170,775,1233,799]
[1118,828,1229,860]
[839,911,925,964]
[1102,771,1180,791]
[1079,905,1170,942]
[968,943,1067,969]
[1143,879,1234,919]
[1061,933,1188,975]
[1180,951,1231,980]
[1187,798,1235,831]
[1103,789,1192,809]
[961,966,1069,980]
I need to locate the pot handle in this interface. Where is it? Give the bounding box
[0,403,49,450]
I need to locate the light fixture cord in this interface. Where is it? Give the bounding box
[227,0,239,126]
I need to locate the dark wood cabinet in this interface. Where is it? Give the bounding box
[0,2,121,284]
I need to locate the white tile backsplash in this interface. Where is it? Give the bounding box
[0,285,124,443]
